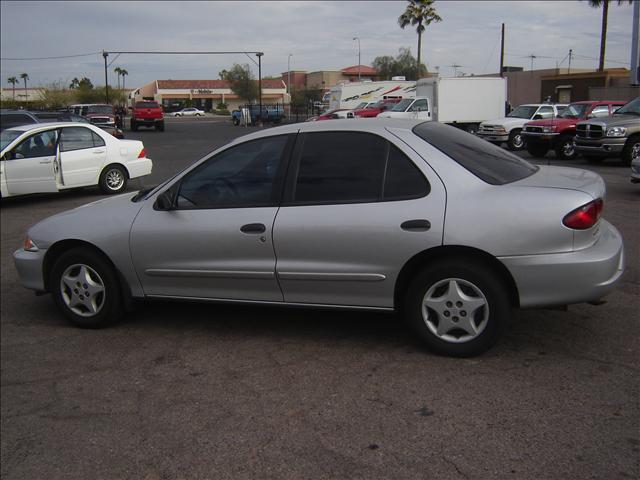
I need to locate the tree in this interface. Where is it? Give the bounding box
[221,64,259,103]
[20,72,29,102]
[70,77,93,90]
[372,48,426,80]
[120,69,128,106]
[7,76,18,101]
[585,0,633,72]
[398,0,442,78]
[114,66,122,92]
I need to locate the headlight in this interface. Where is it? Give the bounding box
[542,126,557,133]
[606,126,626,137]
[23,236,39,252]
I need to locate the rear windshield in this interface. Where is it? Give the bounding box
[412,122,538,185]
[136,102,160,109]
[86,105,113,114]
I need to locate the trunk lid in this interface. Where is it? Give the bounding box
[511,165,605,200]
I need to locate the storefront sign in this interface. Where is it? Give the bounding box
[191,89,213,95]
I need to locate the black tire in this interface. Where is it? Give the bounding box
[99,164,127,194]
[155,121,165,132]
[233,117,240,126]
[554,134,577,160]
[50,247,122,328]
[526,142,548,158]
[584,155,604,164]
[403,260,511,357]
[507,129,525,151]
[621,134,640,166]
[130,119,138,132]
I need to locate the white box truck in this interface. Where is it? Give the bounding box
[329,80,416,110]
[378,77,507,133]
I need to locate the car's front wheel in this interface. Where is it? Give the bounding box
[526,142,548,158]
[50,247,122,328]
[622,134,639,166]
[555,134,577,160]
[99,165,127,194]
[404,260,511,357]
[507,129,525,150]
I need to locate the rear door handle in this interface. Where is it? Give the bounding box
[401,219,431,231]
[240,223,266,234]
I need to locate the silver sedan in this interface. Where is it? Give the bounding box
[13,119,624,357]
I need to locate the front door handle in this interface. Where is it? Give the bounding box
[39,160,52,164]
[240,223,266,234]
[401,219,431,232]
[93,150,106,154]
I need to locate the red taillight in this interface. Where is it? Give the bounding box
[138,148,147,158]
[563,198,603,230]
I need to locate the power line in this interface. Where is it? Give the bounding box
[0,52,101,61]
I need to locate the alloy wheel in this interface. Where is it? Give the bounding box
[59,264,106,317]
[105,169,125,191]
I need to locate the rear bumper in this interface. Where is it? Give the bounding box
[134,118,163,125]
[126,158,153,180]
[499,220,624,308]
[575,138,626,156]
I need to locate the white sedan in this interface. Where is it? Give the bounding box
[170,108,205,117]
[0,122,152,198]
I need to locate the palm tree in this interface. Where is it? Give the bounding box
[586,0,633,72]
[7,76,18,101]
[120,69,128,106]
[114,66,122,93]
[398,0,442,79]
[19,73,29,103]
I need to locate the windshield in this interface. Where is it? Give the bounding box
[1,130,22,150]
[135,102,159,109]
[87,105,113,114]
[613,97,640,115]
[507,105,538,119]
[390,99,414,112]
[353,102,368,109]
[560,104,588,119]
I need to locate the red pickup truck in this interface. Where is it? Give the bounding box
[353,98,402,118]
[522,100,625,159]
[131,101,165,131]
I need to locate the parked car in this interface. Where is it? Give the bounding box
[1,122,152,197]
[12,119,624,357]
[522,100,626,159]
[574,97,640,165]
[306,109,350,122]
[70,104,119,129]
[333,101,378,119]
[131,101,165,131]
[231,105,284,126]
[170,107,205,117]
[0,109,124,138]
[476,103,567,151]
[353,98,402,118]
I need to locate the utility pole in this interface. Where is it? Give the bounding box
[568,49,573,74]
[500,23,505,77]
[257,52,263,125]
[102,51,109,103]
[353,37,361,80]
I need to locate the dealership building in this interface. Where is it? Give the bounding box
[132,79,287,111]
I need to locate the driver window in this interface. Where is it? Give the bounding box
[176,134,290,209]
[409,99,428,112]
[537,106,554,118]
[13,130,58,159]
[590,105,610,118]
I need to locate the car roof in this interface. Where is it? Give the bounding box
[230,118,425,144]
[6,121,97,133]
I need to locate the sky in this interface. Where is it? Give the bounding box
[0,0,636,89]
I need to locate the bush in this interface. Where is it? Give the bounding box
[217,102,228,110]
[214,109,230,116]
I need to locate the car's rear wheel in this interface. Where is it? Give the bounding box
[99,165,127,194]
[507,129,525,150]
[621,134,639,166]
[526,142,548,158]
[50,247,122,328]
[404,260,511,357]
[555,134,577,160]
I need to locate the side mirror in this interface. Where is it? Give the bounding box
[533,114,543,120]
[154,189,175,211]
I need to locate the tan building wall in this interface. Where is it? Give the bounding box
[306,71,344,91]
[1,87,46,103]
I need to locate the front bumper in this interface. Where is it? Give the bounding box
[477,133,509,142]
[13,248,47,293]
[521,132,560,143]
[499,220,624,308]
[575,137,626,156]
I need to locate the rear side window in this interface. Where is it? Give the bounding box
[291,131,429,204]
[60,127,97,152]
[293,132,387,203]
[412,122,537,185]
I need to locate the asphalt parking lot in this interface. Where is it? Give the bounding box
[1,116,638,480]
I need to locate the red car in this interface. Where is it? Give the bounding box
[131,101,165,131]
[353,98,403,118]
[306,109,349,122]
[522,100,625,159]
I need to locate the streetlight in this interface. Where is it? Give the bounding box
[352,37,361,81]
[287,53,293,120]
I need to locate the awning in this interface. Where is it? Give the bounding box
[555,84,573,90]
